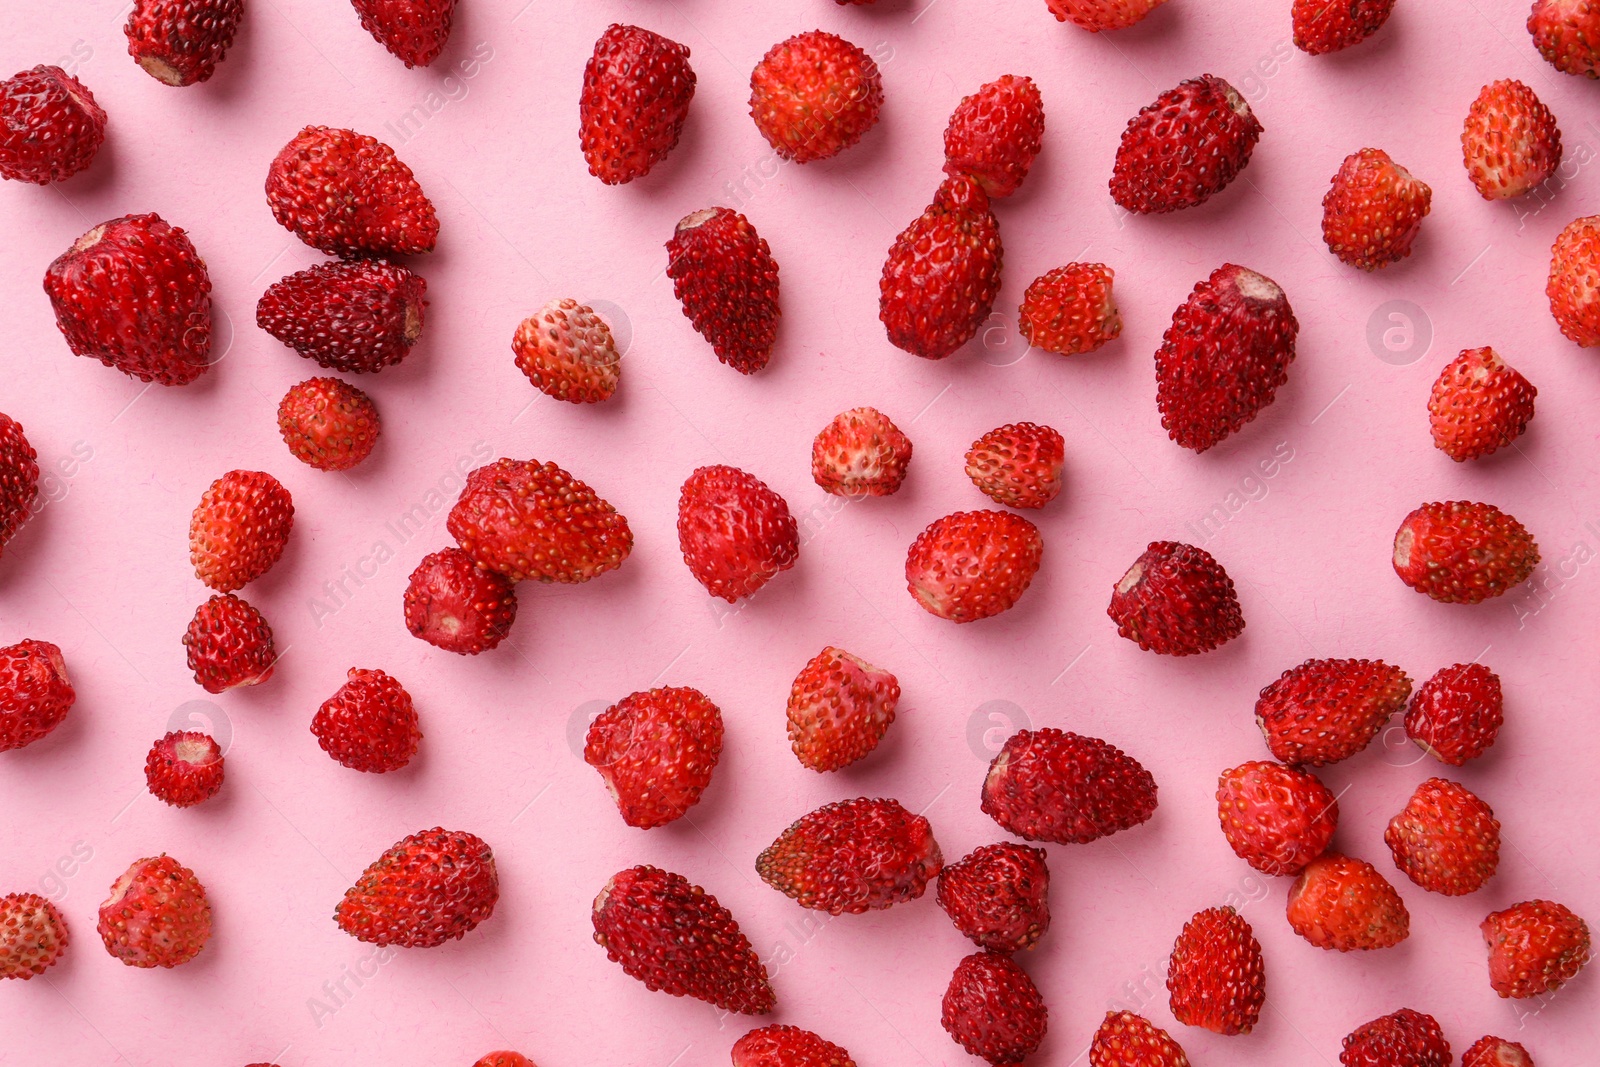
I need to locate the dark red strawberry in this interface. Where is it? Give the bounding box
[757,797,942,914]
[965,422,1064,510]
[1018,262,1122,356]
[125,0,244,85]
[1293,0,1395,54]
[0,892,68,979]
[1428,347,1536,462]
[1392,501,1539,603]
[942,952,1048,1065]
[943,74,1044,198]
[512,298,621,403]
[750,31,882,163]
[1462,79,1562,199]
[1255,658,1412,766]
[1215,760,1338,875]
[0,413,38,559]
[811,407,913,497]
[257,260,427,373]
[0,65,106,183]
[144,731,224,807]
[1341,1009,1450,1067]
[786,646,899,772]
[676,465,798,601]
[183,594,276,693]
[448,458,633,583]
[1482,899,1591,998]
[278,377,381,471]
[1385,777,1499,896]
[1547,214,1600,347]
[1047,0,1168,29]
[403,547,518,655]
[1167,906,1264,1035]
[1529,0,1600,78]
[580,25,695,184]
[1322,148,1432,270]
[936,842,1051,952]
[189,470,294,592]
[1462,1036,1534,1067]
[98,855,212,967]
[666,207,780,373]
[982,727,1157,844]
[584,686,724,828]
[905,510,1043,623]
[335,828,498,948]
[1089,1011,1189,1067]
[472,1055,535,1067]
[1111,75,1260,214]
[733,1025,857,1067]
[1108,541,1244,655]
[311,668,422,773]
[880,175,1003,360]
[351,0,457,67]
[266,126,438,256]
[1405,662,1503,765]
[1286,853,1409,951]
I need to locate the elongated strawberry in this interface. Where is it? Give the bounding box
[0,65,105,183]
[879,175,1003,360]
[448,458,633,583]
[757,797,942,914]
[786,646,899,772]
[1341,1009,1450,1067]
[335,828,498,948]
[1255,658,1412,766]
[585,686,723,828]
[1462,80,1562,199]
[1547,214,1600,346]
[982,727,1157,844]
[125,0,243,85]
[0,414,38,559]
[183,594,276,693]
[1047,0,1168,31]
[677,465,798,601]
[0,892,68,979]
[1392,501,1538,604]
[733,1025,857,1067]
[145,731,224,807]
[278,377,381,471]
[257,260,426,373]
[811,407,913,497]
[943,75,1044,198]
[311,668,422,773]
[0,640,71,753]
[1528,0,1600,77]
[266,126,438,256]
[942,952,1047,1065]
[1482,899,1591,998]
[1108,541,1244,655]
[965,423,1064,510]
[1428,347,1536,461]
[1215,761,1338,875]
[750,31,882,163]
[513,298,621,403]
[403,547,518,655]
[98,855,212,967]
[906,510,1042,623]
[1089,1011,1189,1067]
[1018,263,1122,356]
[580,25,696,184]
[667,207,781,373]
[1111,75,1260,214]
[1293,0,1395,54]
[1462,1036,1534,1067]
[1286,853,1409,951]
[937,842,1051,952]
[1405,662,1503,765]
[1322,148,1432,270]
[1167,906,1264,1035]
[190,470,294,592]
[352,0,456,67]
[1385,777,1499,896]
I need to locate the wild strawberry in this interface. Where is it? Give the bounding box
[757,797,942,914]
[584,686,723,828]
[811,407,913,497]
[472,1055,535,1067]
[311,668,422,773]
[1018,262,1122,356]
[750,31,882,163]
[676,465,798,601]
[351,0,456,67]
[448,458,633,583]
[965,422,1064,510]
[403,547,518,655]
[1167,906,1264,1035]
[1405,662,1503,765]
[733,1025,856,1067]
[879,175,1003,360]
[943,74,1044,198]
[1428,347,1536,462]
[0,892,68,979]
[257,260,427,373]
[1528,0,1600,77]
[125,0,243,85]
[580,24,695,184]
[1108,541,1244,655]
[1393,501,1539,604]
[936,842,1051,952]
[982,727,1157,844]
[1215,761,1338,876]
[0,413,38,559]
[786,646,899,772]
[1155,263,1298,452]
[1462,80,1562,199]
[1481,899,1591,998]
[1255,658,1412,766]
[942,952,1048,1065]
[266,126,438,256]
[144,731,224,807]
[905,510,1042,623]
[97,855,212,967]
[1293,0,1396,54]
[512,298,621,403]
[1322,148,1432,270]
[0,640,71,753]
[335,827,498,948]
[1546,214,1600,346]
[1462,1036,1534,1067]
[1286,853,1410,951]
[1089,1011,1189,1067]
[666,207,781,373]
[183,594,276,693]
[0,65,105,183]
[1111,75,1260,214]
[1341,1009,1450,1067]
[592,865,774,1013]
[189,470,294,592]
[278,377,380,472]
[1046,0,1169,31]
[44,213,213,385]
[1385,777,1499,896]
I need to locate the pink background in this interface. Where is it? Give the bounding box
[2,0,1598,1063]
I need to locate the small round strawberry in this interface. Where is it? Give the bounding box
[473,1054,536,1067]
[278,377,381,471]
[0,640,74,753]
[943,74,1044,198]
[585,686,724,828]
[512,298,621,403]
[403,547,518,655]
[335,827,498,948]
[982,727,1157,844]
[965,422,1064,510]
[190,470,295,592]
[1286,853,1410,951]
[1215,761,1338,876]
[448,458,633,583]
[757,797,942,914]
[733,1025,856,1067]
[1385,777,1500,896]
[1462,1036,1534,1067]
[942,952,1048,1065]
[1167,906,1265,1036]
[0,413,39,559]
[1405,662,1503,765]
[266,126,439,257]
[1322,148,1432,270]
[936,842,1051,952]
[0,892,68,979]
[906,510,1042,623]
[1018,263,1122,356]
[1089,1011,1189,1067]
[666,207,781,374]
[0,65,106,183]
[1428,347,1536,462]
[1108,541,1244,655]
[1393,501,1539,604]
[1340,1009,1450,1067]
[1255,658,1412,766]
[1111,75,1261,214]
[750,31,882,163]
[258,259,427,374]
[811,407,913,497]
[352,0,456,67]
[677,465,798,602]
[1462,79,1562,199]
[97,854,212,967]
[144,731,224,807]
[786,646,899,772]
[580,24,696,185]
[311,668,421,774]
[1481,899,1591,998]
[183,594,276,694]
[1528,0,1600,78]
[1293,0,1395,53]
[1546,214,1600,346]
[125,0,244,85]
[1046,0,1169,32]
[879,175,1004,360]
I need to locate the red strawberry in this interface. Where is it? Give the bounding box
[982,727,1157,844]
[1089,1011,1189,1067]
[942,952,1048,1065]
[144,731,224,807]
[1111,75,1260,214]
[1293,0,1396,54]
[0,892,68,979]
[733,1025,856,1067]
[676,465,798,601]
[1462,80,1562,199]
[311,668,422,773]
[183,594,276,693]
[880,175,1003,360]
[1528,0,1600,77]
[943,75,1045,198]
[592,865,774,1013]
[257,260,427,373]
[0,413,38,559]
[351,0,456,67]
[1215,761,1339,876]
[512,298,621,403]
[473,1055,536,1067]
[1428,347,1536,462]
[666,207,781,373]
[785,646,899,772]
[266,126,439,256]
[1155,263,1298,452]
[811,407,913,497]
[905,510,1042,623]
[965,422,1065,510]
[44,213,213,385]
[97,855,212,967]
[1405,662,1504,765]
[1018,263,1122,356]
[125,0,243,85]
[1255,658,1412,766]
[1393,501,1539,604]
[1463,1036,1534,1067]
[189,470,294,592]
[584,686,724,828]
[750,31,882,163]
[403,547,518,655]
[448,458,633,583]
[1286,853,1410,951]
[335,828,498,948]
[1546,214,1600,346]
[1385,777,1499,896]
[1341,1009,1450,1067]
[1108,541,1244,655]
[1322,148,1432,270]
[580,25,696,184]
[0,640,71,753]
[757,797,943,914]
[936,842,1051,952]
[0,65,105,183]
[1046,0,1169,31]
[278,377,381,472]
[1167,906,1264,1035]
[1482,899,1591,998]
